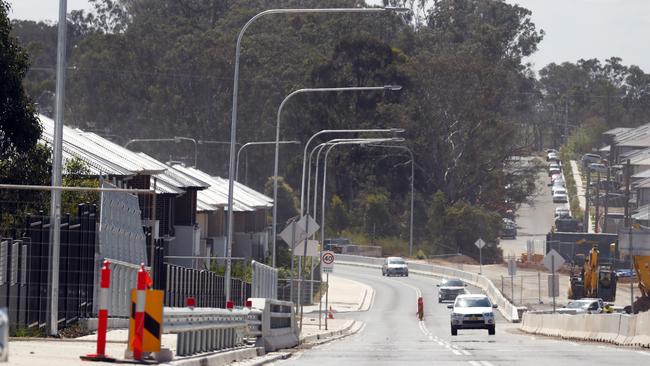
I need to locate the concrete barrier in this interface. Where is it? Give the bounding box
[520,311,650,347]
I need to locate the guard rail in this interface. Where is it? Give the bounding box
[163,307,256,356]
[336,254,523,322]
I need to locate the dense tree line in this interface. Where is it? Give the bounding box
[9,0,646,260]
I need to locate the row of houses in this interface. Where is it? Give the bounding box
[601,123,650,229]
[38,115,273,269]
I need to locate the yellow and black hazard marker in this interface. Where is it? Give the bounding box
[128,289,164,353]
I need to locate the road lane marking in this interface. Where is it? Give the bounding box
[461,350,472,356]
[637,351,650,356]
[452,350,462,356]
[480,362,495,366]
[468,362,482,366]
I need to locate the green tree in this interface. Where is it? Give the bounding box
[0,1,41,160]
[263,176,298,225]
[326,195,349,235]
[62,158,99,215]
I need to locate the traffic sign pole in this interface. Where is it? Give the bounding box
[552,255,556,313]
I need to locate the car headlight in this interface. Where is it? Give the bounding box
[483,312,494,318]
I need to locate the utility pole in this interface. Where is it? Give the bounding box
[584,165,591,233]
[624,159,634,313]
[603,166,611,233]
[594,171,600,233]
[564,99,569,144]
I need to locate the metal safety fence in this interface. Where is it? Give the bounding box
[164,263,251,308]
[251,260,277,299]
[0,184,155,334]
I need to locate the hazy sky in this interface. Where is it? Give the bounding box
[6,0,650,72]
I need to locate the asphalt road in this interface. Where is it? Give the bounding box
[499,170,563,258]
[277,265,650,366]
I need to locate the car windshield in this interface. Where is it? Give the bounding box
[566,301,592,309]
[444,280,464,287]
[455,297,491,307]
[389,259,405,265]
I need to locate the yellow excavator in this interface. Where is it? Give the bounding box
[568,245,617,301]
[632,255,650,298]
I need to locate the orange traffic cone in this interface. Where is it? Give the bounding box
[328,306,334,319]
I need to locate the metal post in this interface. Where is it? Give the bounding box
[603,166,611,232]
[552,256,556,313]
[501,275,504,294]
[47,0,67,337]
[324,272,329,331]
[630,226,634,314]
[538,271,542,304]
[595,171,600,232]
[584,166,591,232]
[479,246,483,275]
[511,275,514,303]
[520,275,524,305]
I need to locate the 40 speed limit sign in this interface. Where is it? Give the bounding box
[321,251,335,273]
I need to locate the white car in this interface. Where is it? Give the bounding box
[448,294,497,335]
[553,189,568,203]
[557,299,603,314]
[547,152,559,161]
[382,257,408,277]
[554,207,571,218]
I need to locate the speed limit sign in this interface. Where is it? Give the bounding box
[321,251,335,273]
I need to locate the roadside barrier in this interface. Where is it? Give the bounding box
[337,254,522,322]
[248,298,298,352]
[131,264,147,361]
[80,260,115,362]
[163,307,251,356]
[520,312,650,347]
[0,308,7,362]
[251,261,278,299]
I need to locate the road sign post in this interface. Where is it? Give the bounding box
[321,251,335,331]
[475,238,486,274]
[543,249,565,313]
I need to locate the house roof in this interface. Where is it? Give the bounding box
[633,204,650,221]
[632,169,650,180]
[170,165,273,212]
[603,127,632,136]
[39,115,165,176]
[634,177,650,189]
[613,123,650,147]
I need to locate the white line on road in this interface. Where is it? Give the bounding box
[461,350,472,356]
[468,362,482,366]
[637,351,650,356]
[452,350,462,356]
[480,361,495,366]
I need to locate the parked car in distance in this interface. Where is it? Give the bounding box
[615,269,635,278]
[547,151,559,161]
[553,188,568,203]
[551,185,566,196]
[448,294,497,335]
[557,298,604,314]
[437,278,468,303]
[382,256,408,277]
[581,153,601,168]
[549,162,561,171]
[549,167,561,177]
[554,207,571,218]
[555,217,579,232]
[500,218,517,239]
[323,237,350,251]
[588,163,608,173]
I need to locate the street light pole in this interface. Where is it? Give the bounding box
[173,136,198,168]
[236,140,300,182]
[271,86,402,268]
[47,0,67,336]
[226,7,409,302]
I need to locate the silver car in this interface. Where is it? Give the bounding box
[381,257,408,277]
[448,294,498,335]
